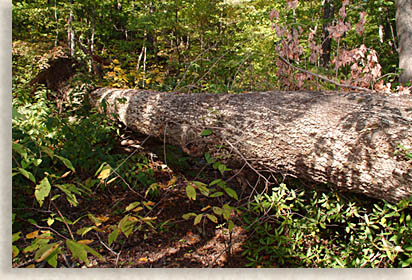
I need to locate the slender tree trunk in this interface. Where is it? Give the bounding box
[67,0,75,56]
[396,0,412,84]
[90,88,412,203]
[321,0,334,67]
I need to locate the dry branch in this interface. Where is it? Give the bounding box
[90,88,412,203]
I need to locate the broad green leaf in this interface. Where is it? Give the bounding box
[217,163,231,175]
[212,207,223,216]
[35,177,51,207]
[12,143,27,158]
[66,239,89,265]
[108,229,119,247]
[40,146,54,159]
[186,184,196,200]
[46,250,59,268]
[12,106,22,120]
[33,158,42,166]
[97,168,111,181]
[193,181,209,196]
[55,155,75,172]
[76,226,98,236]
[206,214,218,223]
[209,191,223,198]
[200,129,212,136]
[118,215,137,238]
[125,201,141,212]
[12,232,21,243]
[88,214,102,226]
[209,179,224,187]
[12,245,19,258]
[182,213,197,220]
[83,243,104,261]
[18,168,36,183]
[223,187,238,200]
[34,242,61,263]
[194,214,203,225]
[223,204,232,220]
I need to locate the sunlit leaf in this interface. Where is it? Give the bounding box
[186,184,196,200]
[108,229,119,247]
[194,214,203,225]
[12,245,19,258]
[206,214,218,223]
[35,242,61,263]
[66,239,89,265]
[12,232,21,243]
[55,155,75,172]
[35,177,51,207]
[182,213,197,220]
[18,168,36,183]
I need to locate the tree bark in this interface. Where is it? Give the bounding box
[396,0,412,84]
[90,88,412,203]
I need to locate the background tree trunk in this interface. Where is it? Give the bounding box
[396,0,412,84]
[91,88,412,203]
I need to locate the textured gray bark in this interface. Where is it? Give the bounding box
[91,88,412,203]
[396,0,412,84]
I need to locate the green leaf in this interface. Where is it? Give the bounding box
[55,155,75,172]
[201,129,212,136]
[76,226,97,237]
[12,143,27,158]
[212,207,223,216]
[34,242,61,263]
[125,201,141,212]
[12,232,21,243]
[40,146,54,159]
[223,204,232,220]
[118,215,136,238]
[66,239,89,265]
[194,214,203,225]
[18,168,36,183]
[204,153,216,164]
[206,214,218,223]
[108,229,120,247]
[35,177,51,207]
[88,214,102,226]
[193,181,209,196]
[186,184,197,200]
[12,106,22,120]
[209,191,223,198]
[182,213,197,220]
[223,187,238,200]
[83,243,104,261]
[209,179,225,187]
[12,245,19,258]
[217,163,231,175]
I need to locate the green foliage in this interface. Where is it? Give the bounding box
[242,183,412,268]
[12,0,410,268]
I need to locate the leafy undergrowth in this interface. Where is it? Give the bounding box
[12,132,250,268]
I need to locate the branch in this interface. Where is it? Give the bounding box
[278,55,376,93]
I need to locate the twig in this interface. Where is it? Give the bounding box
[94,232,119,256]
[278,55,376,93]
[51,200,74,240]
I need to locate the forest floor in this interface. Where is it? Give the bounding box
[13,132,252,268]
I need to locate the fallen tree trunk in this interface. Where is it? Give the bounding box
[90,88,412,203]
